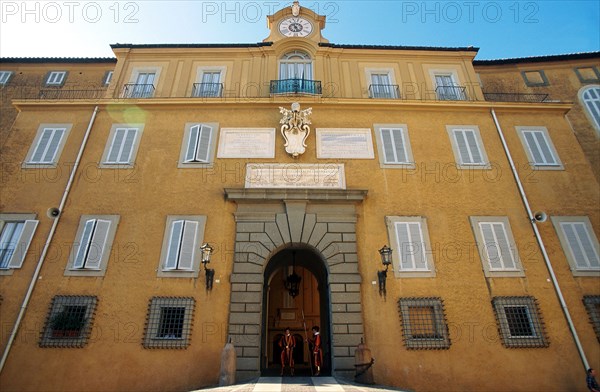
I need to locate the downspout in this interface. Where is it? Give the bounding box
[490,108,589,370]
[0,106,100,374]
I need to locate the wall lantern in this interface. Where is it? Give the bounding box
[201,243,215,291]
[285,251,302,298]
[377,245,393,297]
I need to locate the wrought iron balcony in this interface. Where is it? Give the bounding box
[369,84,400,99]
[435,85,468,101]
[37,89,107,100]
[270,79,322,95]
[192,83,223,97]
[121,83,155,98]
[483,92,549,103]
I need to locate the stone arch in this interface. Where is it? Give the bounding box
[225,189,367,381]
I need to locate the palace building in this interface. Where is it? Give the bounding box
[0,3,599,391]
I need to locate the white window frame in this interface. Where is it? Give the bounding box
[126,67,162,98]
[470,216,525,277]
[516,126,563,170]
[22,123,73,168]
[279,51,313,80]
[551,216,600,277]
[158,215,207,277]
[64,215,120,277]
[103,71,114,86]
[578,85,600,134]
[385,216,436,278]
[178,122,219,168]
[0,213,38,275]
[429,69,465,100]
[100,124,144,168]
[193,66,226,97]
[45,71,67,86]
[373,124,415,169]
[446,125,490,169]
[0,71,14,85]
[365,68,399,99]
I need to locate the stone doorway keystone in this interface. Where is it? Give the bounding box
[224,188,367,381]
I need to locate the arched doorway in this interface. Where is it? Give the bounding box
[261,247,331,376]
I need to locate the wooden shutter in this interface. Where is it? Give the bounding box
[73,219,96,269]
[479,222,516,270]
[561,222,600,269]
[381,128,407,164]
[165,220,184,270]
[84,220,111,269]
[107,128,137,164]
[395,221,427,270]
[7,220,38,269]
[523,131,557,165]
[178,221,198,270]
[184,125,212,163]
[31,128,65,164]
[454,129,483,164]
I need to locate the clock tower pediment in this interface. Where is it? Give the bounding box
[264,1,328,43]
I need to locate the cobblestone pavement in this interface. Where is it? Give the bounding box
[192,377,410,392]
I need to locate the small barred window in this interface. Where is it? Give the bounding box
[40,296,97,348]
[583,296,600,342]
[492,296,548,348]
[398,297,450,349]
[143,297,195,349]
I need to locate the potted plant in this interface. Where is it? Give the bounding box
[49,310,86,338]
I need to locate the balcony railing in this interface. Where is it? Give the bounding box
[483,92,549,103]
[436,85,468,101]
[270,79,322,95]
[369,84,400,99]
[38,89,107,100]
[122,84,155,98]
[192,83,223,97]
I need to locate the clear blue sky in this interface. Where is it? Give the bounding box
[1,0,599,60]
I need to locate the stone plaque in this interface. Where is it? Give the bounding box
[217,128,275,158]
[245,163,346,189]
[316,128,375,159]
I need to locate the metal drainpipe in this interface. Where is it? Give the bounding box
[490,108,589,370]
[0,106,100,374]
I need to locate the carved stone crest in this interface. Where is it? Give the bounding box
[291,1,300,16]
[279,102,312,158]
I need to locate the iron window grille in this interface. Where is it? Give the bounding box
[143,297,195,349]
[583,296,600,342]
[40,296,97,348]
[492,296,548,348]
[398,297,450,349]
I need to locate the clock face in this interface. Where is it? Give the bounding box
[279,17,313,37]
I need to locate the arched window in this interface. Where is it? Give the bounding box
[279,51,312,80]
[580,85,600,132]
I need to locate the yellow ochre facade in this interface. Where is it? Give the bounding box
[0,3,599,392]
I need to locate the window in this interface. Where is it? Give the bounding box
[398,297,450,349]
[385,216,436,277]
[103,71,114,86]
[158,216,207,277]
[193,71,223,97]
[279,51,312,80]
[470,216,524,277]
[574,67,600,84]
[178,123,219,168]
[579,85,600,132]
[45,71,67,86]
[516,127,562,169]
[100,124,144,168]
[583,296,600,342]
[143,297,195,349]
[447,126,489,168]
[123,68,160,98]
[22,123,72,168]
[521,70,549,87]
[374,124,414,168]
[65,215,120,277]
[551,216,600,276]
[0,214,38,275]
[40,295,98,348]
[492,296,548,348]
[368,72,398,99]
[0,71,14,85]
[433,73,466,100]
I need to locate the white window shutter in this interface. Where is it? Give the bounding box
[74,220,96,269]
[85,220,111,269]
[396,222,413,270]
[196,125,212,162]
[184,125,200,162]
[410,222,427,270]
[381,128,407,164]
[165,220,184,270]
[107,129,126,163]
[120,129,137,163]
[107,128,137,164]
[381,129,396,163]
[178,221,198,270]
[31,128,65,164]
[3,220,38,269]
[454,129,483,164]
[480,223,503,270]
[523,131,556,165]
[562,222,600,269]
